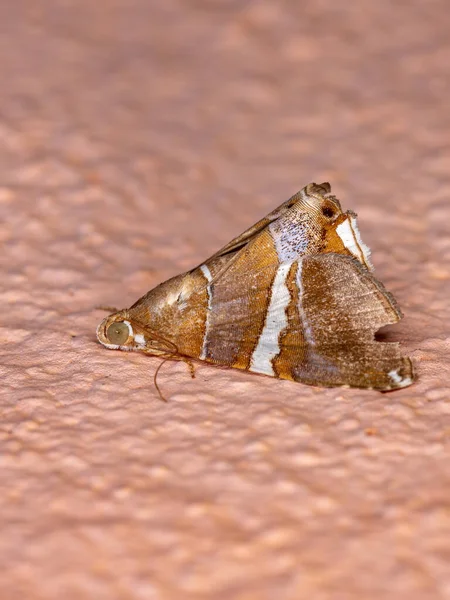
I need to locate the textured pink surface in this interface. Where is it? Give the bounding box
[1,2,450,599]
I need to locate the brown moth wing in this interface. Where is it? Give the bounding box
[205,182,354,264]
[274,253,414,390]
[202,182,366,275]
[188,248,414,390]
[117,227,283,367]
[205,186,321,260]
[194,229,281,370]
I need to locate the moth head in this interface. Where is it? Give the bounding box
[303,183,373,271]
[96,310,177,356]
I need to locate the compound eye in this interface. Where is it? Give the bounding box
[106,322,129,345]
[321,202,336,219]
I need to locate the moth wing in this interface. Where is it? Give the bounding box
[198,228,283,368]
[206,189,306,260]
[275,252,415,390]
[205,182,335,262]
[201,250,413,391]
[191,182,343,293]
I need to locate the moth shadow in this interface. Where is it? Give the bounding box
[375,325,402,343]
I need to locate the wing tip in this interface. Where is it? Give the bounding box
[381,357,416,392]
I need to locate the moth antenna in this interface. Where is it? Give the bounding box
[96,305,120,313]
[153,358,171,403]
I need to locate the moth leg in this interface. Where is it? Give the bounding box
[182,358,196,379]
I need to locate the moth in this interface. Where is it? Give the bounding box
[97,182,414,391]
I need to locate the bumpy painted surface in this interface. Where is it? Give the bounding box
[1,1,449,598]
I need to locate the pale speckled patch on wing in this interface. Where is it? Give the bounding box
[268,214,311,262]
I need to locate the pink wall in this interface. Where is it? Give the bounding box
[1,1,448,598]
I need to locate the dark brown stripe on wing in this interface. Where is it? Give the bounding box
[203,230,280,369]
